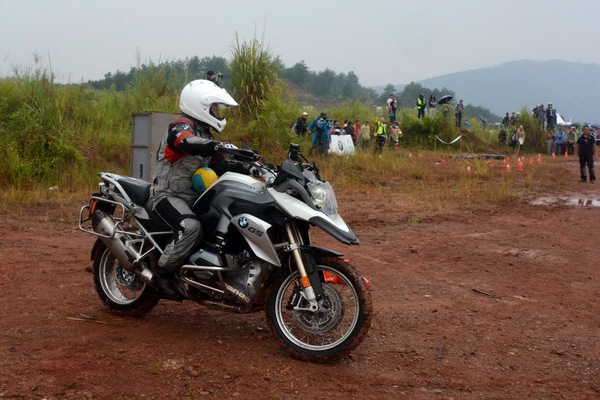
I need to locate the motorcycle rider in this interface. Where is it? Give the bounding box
[148,79,253,297]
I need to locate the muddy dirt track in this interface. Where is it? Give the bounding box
[1,160,599,399]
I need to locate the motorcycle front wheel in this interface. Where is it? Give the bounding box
[92,240,159,316]
[266,256,372,362]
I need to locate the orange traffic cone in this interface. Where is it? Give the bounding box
[564,151,568,158]
[537,154,542,165]
[466,165,472,174]
[517,157,524,172]
[505,163,511,173]
[323,271,343,284]
[552,152,556,159]
[528,157,534,166]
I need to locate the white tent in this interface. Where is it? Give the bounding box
[556,113,571,127]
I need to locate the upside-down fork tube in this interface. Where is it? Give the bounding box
[284,223,322,312]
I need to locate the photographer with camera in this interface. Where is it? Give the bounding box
[308,112,332,156]
[206,70,223,87]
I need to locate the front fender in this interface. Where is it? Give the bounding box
[309,216,359,245]
[300,245,345,258]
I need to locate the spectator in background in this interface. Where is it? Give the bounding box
[546,130,556,155]
[546,103,556,131]
[427,94,437,116]
[360,121,371,150]
[498,126,507,146]
[387,95,397,123]
[516,125,525,150]
[374,117,387,153]
[294,112,309,137]
[509,112,518,126]
[576,124,596,183]
[566,126,577,156]
[389,123,400,149]
[206,70,221,86]
[502,113,510,126]
[455,99,464,127]
[554,126,566,156]
[480,114,487,131]
[416,94,426,119]
[308,112,331,156]
[352,120,360,146]
[536,104,545,130]
[331,120,343,135]
[343,120,354,136]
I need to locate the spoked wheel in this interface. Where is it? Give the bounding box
[266,257,372,362]
[92,240,159,316]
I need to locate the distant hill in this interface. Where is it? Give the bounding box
[378,60,600,124]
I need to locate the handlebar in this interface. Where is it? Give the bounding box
[216,142,321,185]
[217,145,261,162]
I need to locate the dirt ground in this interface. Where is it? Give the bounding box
[1,159,599,400]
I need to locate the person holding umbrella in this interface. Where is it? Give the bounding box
[438,95,452,105]
[437,95,452,117]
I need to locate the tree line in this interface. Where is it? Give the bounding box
[86,56,499,122]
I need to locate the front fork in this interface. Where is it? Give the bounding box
[285,223,324,312]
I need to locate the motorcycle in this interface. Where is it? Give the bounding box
[79,143,372,362]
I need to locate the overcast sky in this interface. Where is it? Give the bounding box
[2,0,599,87]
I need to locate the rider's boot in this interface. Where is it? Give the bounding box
[153,269,179,298]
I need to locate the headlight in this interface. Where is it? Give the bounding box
[307,181,338,217]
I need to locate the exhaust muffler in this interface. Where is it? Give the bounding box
[91,209,154,284]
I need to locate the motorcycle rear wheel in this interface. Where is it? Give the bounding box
[266,256,372,362]
[92,240,159,316]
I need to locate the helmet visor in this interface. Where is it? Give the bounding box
[210,103,229,121]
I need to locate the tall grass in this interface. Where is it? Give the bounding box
[0,61,182,207]
[228,35,280,122]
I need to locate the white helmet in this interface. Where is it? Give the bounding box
[179,79,238,132]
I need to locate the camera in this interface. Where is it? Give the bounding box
[207,71,223,85]
[288,143,300,161]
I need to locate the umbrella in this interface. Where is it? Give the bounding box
[438,95,453,105]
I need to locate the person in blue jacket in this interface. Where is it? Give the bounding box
[308,112,332,155]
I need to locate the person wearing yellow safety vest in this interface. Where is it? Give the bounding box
[416,94,426,119]
[374,117,387,153]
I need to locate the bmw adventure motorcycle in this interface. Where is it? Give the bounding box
[79,143,372,362]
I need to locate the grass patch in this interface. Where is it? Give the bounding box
[312,148,566,215]
[0,145,565,216]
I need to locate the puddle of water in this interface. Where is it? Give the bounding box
[530,195,600,207]
[565,198,600,206]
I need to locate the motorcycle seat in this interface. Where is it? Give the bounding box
[117,177,151,205]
